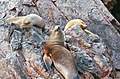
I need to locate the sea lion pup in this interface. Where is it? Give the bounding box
[44,25,80,79]
[6,14,45,29]
[64,19,93,34]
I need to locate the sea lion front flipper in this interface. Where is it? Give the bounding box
[43,54,52,71]
[84,29,94,34]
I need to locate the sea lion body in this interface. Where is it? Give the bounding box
[64,19,86,31]
[64,19,93,34]
[44,26,80,79]
[6,14,45,29]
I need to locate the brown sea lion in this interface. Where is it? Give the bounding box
[44,25,80,79]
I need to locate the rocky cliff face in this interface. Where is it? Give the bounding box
[0,0,120,79]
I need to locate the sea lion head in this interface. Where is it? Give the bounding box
[47,25,65,46]
[22,14,45,29]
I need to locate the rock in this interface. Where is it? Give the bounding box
[0,0,120,79]
[64,24,112,78]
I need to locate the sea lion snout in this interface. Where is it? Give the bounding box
[54,25,61,31]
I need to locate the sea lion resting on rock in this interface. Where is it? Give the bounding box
[44,25,80,79]
[64,19,93,34]
[6,14,45,29]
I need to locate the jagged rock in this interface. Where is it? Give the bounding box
[65,24,112,78]
[0,0,120,79]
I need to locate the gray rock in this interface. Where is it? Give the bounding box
[0,0,120,79]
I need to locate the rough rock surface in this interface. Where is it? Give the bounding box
[0,0,120,79]
[65,24,112,78]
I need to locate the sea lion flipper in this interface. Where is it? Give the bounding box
[84,29,94,34]
[43,54,52,71]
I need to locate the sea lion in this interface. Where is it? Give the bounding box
[44,25,80,79]
[6,14,45,29]
[64,19,93,34]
